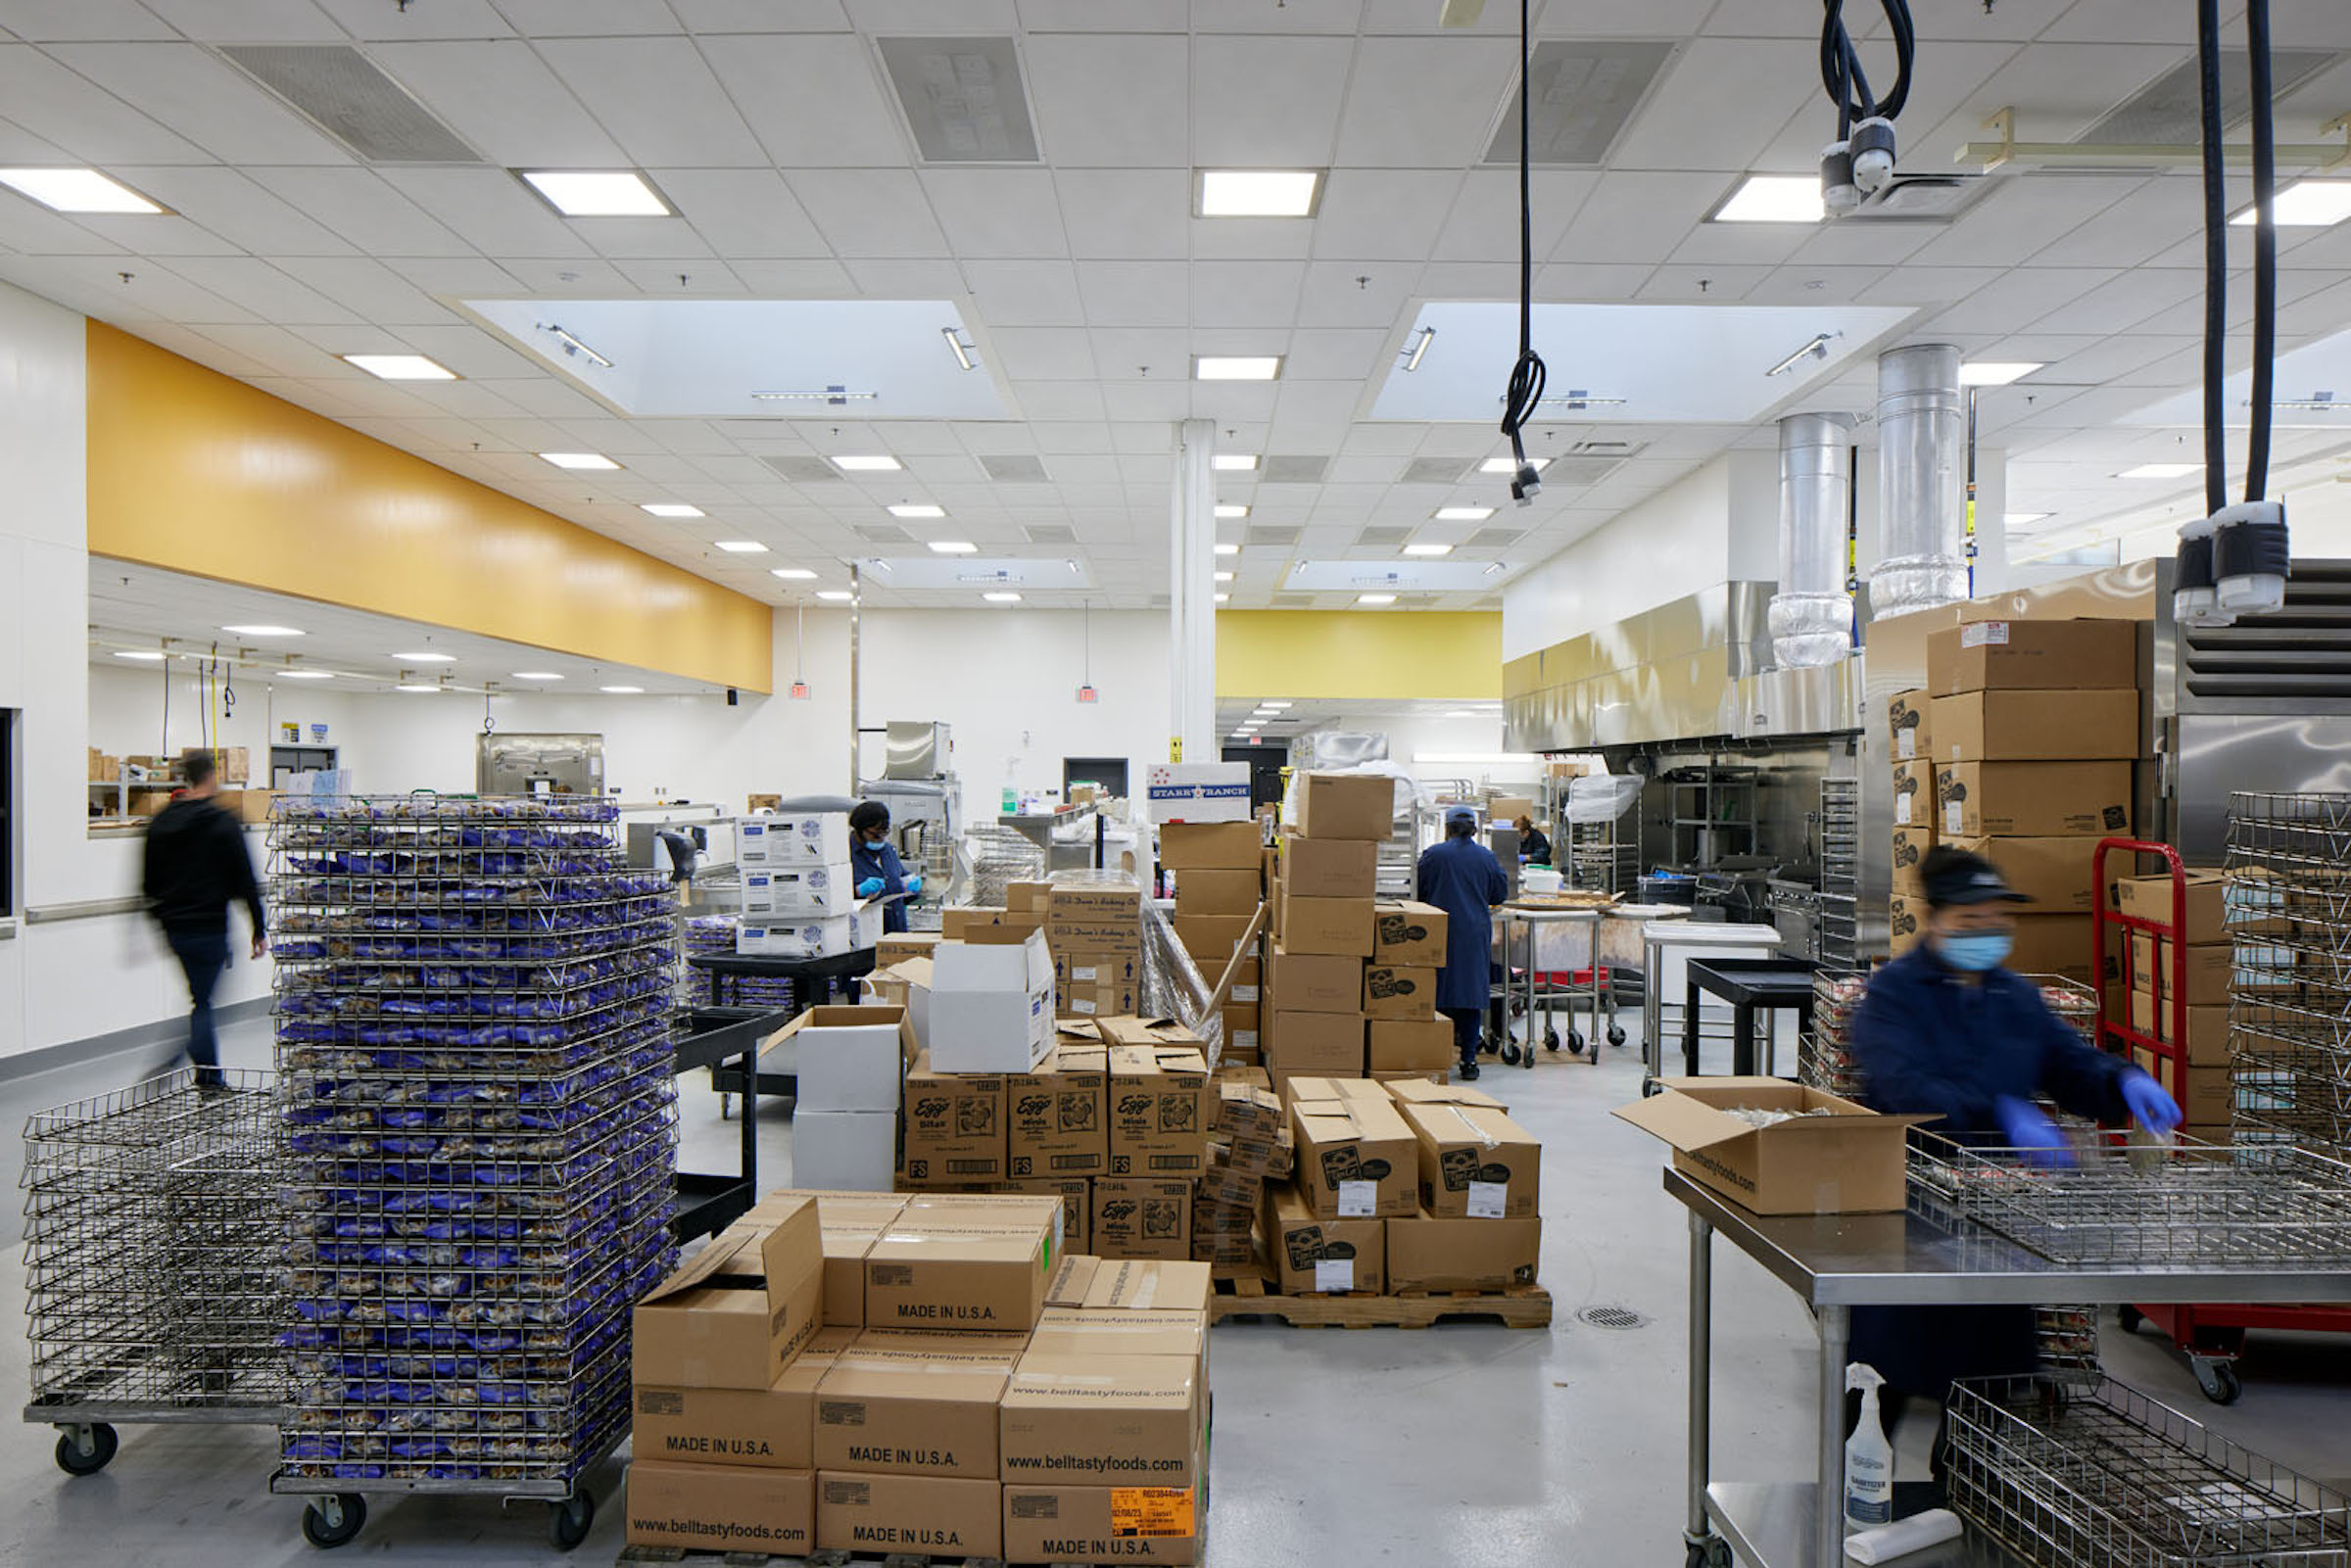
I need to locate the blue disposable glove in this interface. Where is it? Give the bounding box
[904,875,924,897]
[856,877,885,897]
[2121,1070,2183,1136]
[1992,1095,2075,1169]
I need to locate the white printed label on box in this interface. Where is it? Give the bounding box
[1467,1181,1508,1219]
[1945,802,1964,836]
[1313,1259,1353,1293]
[1231,984,1260,1003]
[1071,964,1099,981]
[1894,795,1912,826]
[1896,731,1916,760]
[1231,1030,1259,1049]
[1336,1179,1375,1217]
[1960,621,2010,647]
[1070,997,1098,1015]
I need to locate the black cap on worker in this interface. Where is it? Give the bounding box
[1920,845,2033,908]
[848,801,889,836]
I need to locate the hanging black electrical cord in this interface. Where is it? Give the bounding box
[1496,0,1545,505]
[1818,2,1915,130]
[2246,0,2278,503]
[2196,0,2229,517]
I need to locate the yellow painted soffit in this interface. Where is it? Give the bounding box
[1216,610,1501,700]
[84,321,772,693]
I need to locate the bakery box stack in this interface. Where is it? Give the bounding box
[1045,875,1146,1022]
[1264,773,1457,1093]
[1162,821,1270,1065]
[628,1191,1213,1564]
[737,811,880,961]
[1891,618,2138,985]
[1261,1076,1543,1299]
[771,1005,922,1192]
[892,1005,1213,1270]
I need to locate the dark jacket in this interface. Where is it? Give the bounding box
[142,795,265,937]
[1519,827,1553,866]
[1415,834,1509,1010]
[849,835,912,936]
[1847,944,2134,1399]
[1852,946,2133,1137]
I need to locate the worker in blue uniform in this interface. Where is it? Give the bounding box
[848,800,922,936]
[1847,844,2180,1478]
[1417,805,1510,1081]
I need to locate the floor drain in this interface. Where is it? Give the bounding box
[1578,1306,1645,1330]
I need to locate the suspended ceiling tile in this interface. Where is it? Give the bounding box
[919,168,1070,260]
[0,42,213,162]
[50,41,356,165]
[535,35,766,166]
[365,39,625,167]
[702,32,909,168]
[786,168,949,258]
[1054,167,1188,260]
[1024,31,1187,169]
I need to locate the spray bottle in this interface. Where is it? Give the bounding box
[1000,758,1019,816]
[1845,1363,1893,1531]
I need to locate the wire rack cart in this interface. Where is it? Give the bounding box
[21,1067,289,1476]
[264,795,680,1550]
[1944,1372,2349,1568]
[1668,1137,2351,1568]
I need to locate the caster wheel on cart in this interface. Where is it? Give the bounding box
[1566,1029,1586,1056]
[2117,1305,2144,1335]
[53,1422,117,1477]
[1607,1024,1627,1048]
[1686,1534,1733,1568]
[1499,1041,1523,1066]
[2192,1359,2243,1405]
[302,1494,366,1550]
[550,1491,595,1551]
[1544,1028,1562,1054]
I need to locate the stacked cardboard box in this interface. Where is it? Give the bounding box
[1046,878,1145,1021]
[629,1191,1211,1563]
[739,813,883,959]
[1264,775,1394,1091]
[1259,1078,1542,1298]
[896,1016,1212,1266]
[1166,822,1268,1065]
[2114,871,2239,1137]
[1889,619,2138,982]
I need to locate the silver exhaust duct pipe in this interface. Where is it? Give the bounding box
[1871,343,1969,619]
[1768,411,1855,668]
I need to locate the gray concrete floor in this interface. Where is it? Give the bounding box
[2,1010,2346,1565]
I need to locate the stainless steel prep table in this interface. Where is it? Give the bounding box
[1668,1166,2351,1568]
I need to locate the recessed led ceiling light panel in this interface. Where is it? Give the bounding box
[1199,169,1320,216]
[344,354,456,380]
[1710,174,1825,223]
[0,167,162,213]
[1195,356,1280,382]
[519,169,669,216]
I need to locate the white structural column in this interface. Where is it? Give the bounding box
[1168,417,1217,762]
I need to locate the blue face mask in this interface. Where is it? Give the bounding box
[1937,931,2011,972]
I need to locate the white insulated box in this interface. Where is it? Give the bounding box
[748,812,853,864]
[736,904,874,959]
[790,1111,898,1192]
[927,929,1056,1073]
[750,861,859,917]
[1145,762,1253,824]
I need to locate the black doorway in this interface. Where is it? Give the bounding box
[1063,756,1128,798]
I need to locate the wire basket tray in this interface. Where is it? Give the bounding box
[1909,1137,2351,1269]
[22,1068,288,1417]
[1945,1372,2351,1568]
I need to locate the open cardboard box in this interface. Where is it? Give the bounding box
[634,1197,826,1388]
[1612,1078,1931,1215]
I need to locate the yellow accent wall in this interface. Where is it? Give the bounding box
[85,321,772,692]
[1216,610,1501,699]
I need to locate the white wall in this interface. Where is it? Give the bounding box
[854,608,1170,821]
[87,661,282,783]
[0,282,268,1062]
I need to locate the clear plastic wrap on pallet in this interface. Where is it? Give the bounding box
[266,795,680,1489]
[1141,902,1225,1067]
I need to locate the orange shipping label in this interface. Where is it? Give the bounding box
[1111,1488,1197,1540]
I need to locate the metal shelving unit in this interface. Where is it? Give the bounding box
[265,796,678,1551]
[1666,765,1758,868]
[21,1068,288,1477]
[1816,779,1858,971]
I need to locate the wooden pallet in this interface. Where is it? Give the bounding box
[1206,1280,1553,1329]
